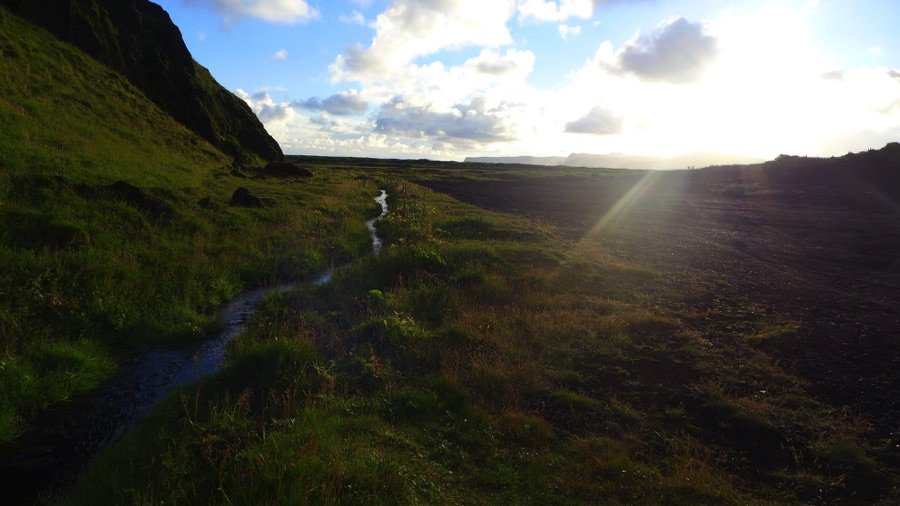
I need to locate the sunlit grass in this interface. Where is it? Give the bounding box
[58,173,897,504]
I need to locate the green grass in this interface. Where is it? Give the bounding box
[57,176,898,504]
[4,7,897,502]
[0,9,226,186]
[0,8,381,442]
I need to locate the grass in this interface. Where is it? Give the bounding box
[4,6,897,502]
[58,174,898,504]
[0,10,225,187]
[0,8,379,443]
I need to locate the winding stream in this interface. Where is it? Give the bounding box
[367,189,388,255]
[1,190,388,503]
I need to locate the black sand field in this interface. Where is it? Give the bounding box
[419,151,900,451]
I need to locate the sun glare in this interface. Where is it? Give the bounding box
[514,4,877,162]
[656,7,827,158]
[167,0,899,162]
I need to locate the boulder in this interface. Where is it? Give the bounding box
[230,187,263,208]
[263,161,313,178]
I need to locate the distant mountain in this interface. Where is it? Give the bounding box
[466,152,764,170]
[563,153,659,170]
[464,156,568,166]
[466,146,900,172]
[0,0,282,164]
[564,152,764,170]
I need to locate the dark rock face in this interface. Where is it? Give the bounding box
[230,187,263,208]
[263,161,313,178]
[0,0,283,163]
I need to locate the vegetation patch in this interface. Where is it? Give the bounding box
[0,9,381,444]
[58,172,899,504]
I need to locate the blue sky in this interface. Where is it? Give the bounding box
[155,0,900,160]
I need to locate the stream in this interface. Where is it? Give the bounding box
[1,190,389,504]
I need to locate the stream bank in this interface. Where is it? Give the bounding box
[0,190,389,504]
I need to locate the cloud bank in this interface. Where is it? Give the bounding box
[298,91,370,116]
[615,16,718,83]
[565,106,623,134]
[517,0,593,22]
[375,96,515,146]
[330,0,515,82]
[184,0,318,24]
[226,1,899,161]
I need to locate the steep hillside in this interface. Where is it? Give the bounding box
[0,5,226,441]
[0,6,370,449]
[0,8,228,185]
[0,0,282,164]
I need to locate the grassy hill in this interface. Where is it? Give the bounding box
[0,8,228,186]
[0,0,282,164]
[0,7,376,444]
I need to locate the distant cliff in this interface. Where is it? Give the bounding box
[464,152,763,170]
[565,152,763,170]
[464,156,568,166]
[1,0,282,163]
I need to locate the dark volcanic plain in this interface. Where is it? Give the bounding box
[419,147,900,448]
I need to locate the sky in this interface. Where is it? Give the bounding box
[155,0,900,161]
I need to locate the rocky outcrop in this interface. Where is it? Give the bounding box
[0,0,283,163]
[263,161,313,178]
[229,187,263,208]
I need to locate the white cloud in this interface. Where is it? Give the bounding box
[517,0,593,22]
[266,2,898,161]
[515,0,647,23]
[321,0,537,154]
[565,106,623,134]
[375,96,515,146]
[803,0,821,16]
[236,89,297,127]
[297,90,370,116]
[236,89,377,154]
[558,23,582,39]
[464,48,535,77]
[338,10,367,25]
[554,8,900,159]
[613,16,718,83]
[838,67,900,115]
[330,0,516,82]
[271,49,289,61]
[183,0,319,24]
